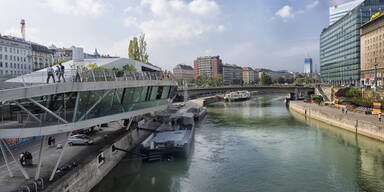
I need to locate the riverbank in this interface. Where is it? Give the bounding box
[289,101,384,142]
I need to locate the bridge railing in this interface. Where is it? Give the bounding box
[3,69,175,88]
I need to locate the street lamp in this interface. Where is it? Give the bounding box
[374,63,378,88]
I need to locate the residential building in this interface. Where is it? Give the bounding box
[329,0,364,25]
[194,56,223,78]
[223,64,242,85]
[0,35,32,76]
[173,64,194,82]
[31,43,53,71]
[360,12,384,86]
[304,58,313,77]
[320,0,384,85]
[242,67,255,84]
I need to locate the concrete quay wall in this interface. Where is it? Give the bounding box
[44,128,151,192]
[289,101,384,142]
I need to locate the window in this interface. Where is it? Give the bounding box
[5,62,7,68]
[0,62,2,67]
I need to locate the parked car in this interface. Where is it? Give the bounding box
[68,134,93,145]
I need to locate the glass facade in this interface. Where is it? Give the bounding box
[320,0,384,84]
[0,86,175,129]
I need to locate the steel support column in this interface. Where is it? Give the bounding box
[28,98,68,124]
[0,140,13,177]
[126,118,133,131]
[35,136,46,180]
[0,139,30,179]
[49,132,71,181]
[14,101,42,123]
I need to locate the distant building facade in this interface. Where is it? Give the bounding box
[173,64,194,82]
[194,56,223,78]
[0,35,32,75]
[242,67,255,84]
[50,46,103,64]
[304,58,313,76]
[360,13,384,86]
[223,64,242,85]
[329,0,364,25]
[31,43,53,71]
[320,0,384,85]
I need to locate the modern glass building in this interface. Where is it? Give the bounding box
[320,0,384,85]
[329,0,365,25]
[304,58,313,75]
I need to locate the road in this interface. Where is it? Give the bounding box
[0,122,125,192]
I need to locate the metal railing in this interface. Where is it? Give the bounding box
[1,69,176,89]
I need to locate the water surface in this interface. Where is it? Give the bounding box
[92,94,384,192]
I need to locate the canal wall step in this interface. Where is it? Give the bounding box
[289,101,384,142]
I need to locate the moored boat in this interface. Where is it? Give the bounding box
[140,113,195,161]
[224,90,251,102]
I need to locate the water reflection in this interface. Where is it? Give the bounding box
[92,94,384,192]
[290,109,384,191]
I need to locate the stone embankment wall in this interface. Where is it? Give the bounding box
[44,128,150,192]
[289,101,384,142]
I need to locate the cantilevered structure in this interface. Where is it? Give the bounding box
[0,57,176,181]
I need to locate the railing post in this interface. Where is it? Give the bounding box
[103,70,107,82]
[113,71,117,81]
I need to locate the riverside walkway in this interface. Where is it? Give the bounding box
[289,101,384,141]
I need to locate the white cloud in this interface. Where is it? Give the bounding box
[124,0,222,43]
[217,25,226,32]
[45,0,106,16]
[276,5,295,20]
[307,0,319,9]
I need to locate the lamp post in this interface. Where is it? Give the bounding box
[374,63,378,88]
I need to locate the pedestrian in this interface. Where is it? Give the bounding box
[75,66,81,82]
[342,108,345,114]
[56,65,61,82]
[345,108,348,114]
[379,113,382,122]
[48,136,52,146]
[47,65,56,83]
[59,63,66,82]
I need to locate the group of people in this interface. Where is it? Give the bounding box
[47,63,66,83]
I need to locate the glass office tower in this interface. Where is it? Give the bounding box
[320,0,384,85]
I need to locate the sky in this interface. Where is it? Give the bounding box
[0,0,354,72]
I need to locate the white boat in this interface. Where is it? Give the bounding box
[224,90,251,102]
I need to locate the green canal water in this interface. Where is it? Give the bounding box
[92,94,384,192]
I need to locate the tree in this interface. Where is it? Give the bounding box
[123,64,137,72]
[139,34,149,63]
[212,75,223,87]
[128,34,149,63]
[260,73,272,85]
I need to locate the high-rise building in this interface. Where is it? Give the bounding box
[173,64,194,82]
[320,0,384,85]
[0,35,32,76]
[329,0,364,25]
[223,64,242,85]
[194,56,223,78]
[360,12,384,86]
[242,67,255,84]
[304,58,313,76]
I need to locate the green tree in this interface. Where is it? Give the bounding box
[260,73,272,85]
[122,64,137,72]
[128,34,149,63]
[128,37,140,61]
[212,75,223,87]
[139,34,149,63]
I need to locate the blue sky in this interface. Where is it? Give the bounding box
[0,0,351,72]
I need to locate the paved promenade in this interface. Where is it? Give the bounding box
[0,122,125,192]
[289,101,384,141]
